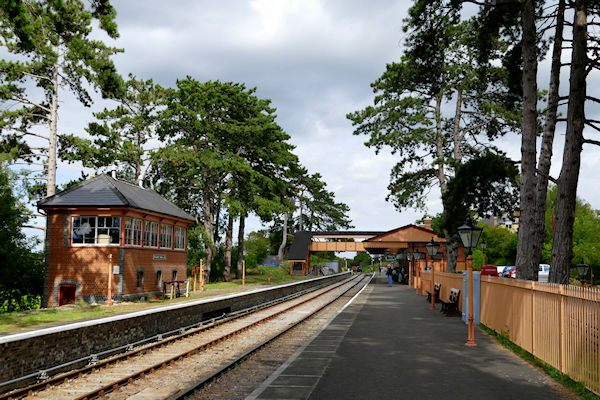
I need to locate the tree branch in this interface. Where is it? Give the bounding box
[536,168,558,184]
[13,176,49,180]
[22,71,53,83]
[586,96,600,104]
[23,132,49,140]
[11,95,51,113]
[22,225,46,231]
[585,121,600,133]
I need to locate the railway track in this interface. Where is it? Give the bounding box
[2,274,370,400]
[187,273,371,400]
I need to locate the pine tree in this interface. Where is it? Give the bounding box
[0,0,123,200]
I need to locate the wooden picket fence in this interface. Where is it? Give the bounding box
[421,272,600,394]
[421,270,463,311]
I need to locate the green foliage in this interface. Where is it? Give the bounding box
[0,164,44,313]
[186,224,206,270]
[352,252,372,265]
[153,78,290,216]
[285,164,353,232]
[348,13,520,213]
[481,225,517,267]
[441,151,519,235]
[60,75,162,184]
[0,0,124,196]
[310,252,339,265]
[245,230,271,266]
[542,185,600,270]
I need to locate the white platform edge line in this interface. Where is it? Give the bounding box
[246,273,374,400]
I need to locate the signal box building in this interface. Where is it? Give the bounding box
[38,174,195,307]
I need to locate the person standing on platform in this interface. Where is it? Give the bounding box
[386,264,393,287]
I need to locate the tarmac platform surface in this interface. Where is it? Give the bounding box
[248,274,577,400]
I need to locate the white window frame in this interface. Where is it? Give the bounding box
[174,226,186,250]
[125,217,143,247]
[71,216,121,246]
[144,221,159,248]
[160,224,173,249]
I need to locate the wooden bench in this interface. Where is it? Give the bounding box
[426,282,441,303]
[440,288,460,317]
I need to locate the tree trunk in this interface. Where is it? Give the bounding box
[298,193,304,231]
[515,0,539,281]
[533,0,564,269]
[46,62,59,197]
[444,230,459,273]
[135,128,143,185]
[223,213,233,282]
[278,211,289,262]
[437,89,460,272]
[202,192,215,280]
[236,214,246,279]
[435,92,447,194]
[550,1,587,284]
[213,198,221,244]
[452,86,463,163]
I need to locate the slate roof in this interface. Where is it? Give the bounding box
[38,174,195,222]
[288,231,313,261]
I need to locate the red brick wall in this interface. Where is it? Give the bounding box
[122,248,187,294]
[46,210,189,307]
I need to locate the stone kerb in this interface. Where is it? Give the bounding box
[0,272,349,391]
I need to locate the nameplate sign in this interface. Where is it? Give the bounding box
[153,254,166,260]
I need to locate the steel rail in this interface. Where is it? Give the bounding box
[0,279,339,395]
[170,274,371,400]
[1,275,358,400]
[70,275,361,400]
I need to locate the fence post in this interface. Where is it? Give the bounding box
[531,281,535,356]
[559,284,565,373]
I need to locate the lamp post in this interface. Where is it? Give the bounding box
[407,251,412,288]
[426,237,440,310]
[458,216,483,347]
[413,249,423,294]
[481,239,487,267]
[576,259,589,287]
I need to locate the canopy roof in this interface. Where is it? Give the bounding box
[287,226,448,261]
[362,225,446,254]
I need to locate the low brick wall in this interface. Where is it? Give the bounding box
[0,272,349,390]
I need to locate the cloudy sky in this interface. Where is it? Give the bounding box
[49,1,600,238]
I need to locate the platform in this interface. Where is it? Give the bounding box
[248,274,576,400]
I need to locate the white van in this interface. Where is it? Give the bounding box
[538,264,550,282]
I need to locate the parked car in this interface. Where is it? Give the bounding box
[502,266,516,278]
[538,264,550,282]
[481,264,499,277]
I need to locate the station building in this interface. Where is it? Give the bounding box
[38,174,195,307]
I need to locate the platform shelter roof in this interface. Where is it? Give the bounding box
[362,224,446,254]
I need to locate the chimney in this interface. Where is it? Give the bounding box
[423,216,432,230]
[110,165,117,179]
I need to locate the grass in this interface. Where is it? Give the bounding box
[479,324,600,399]
[0,265,310,334]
